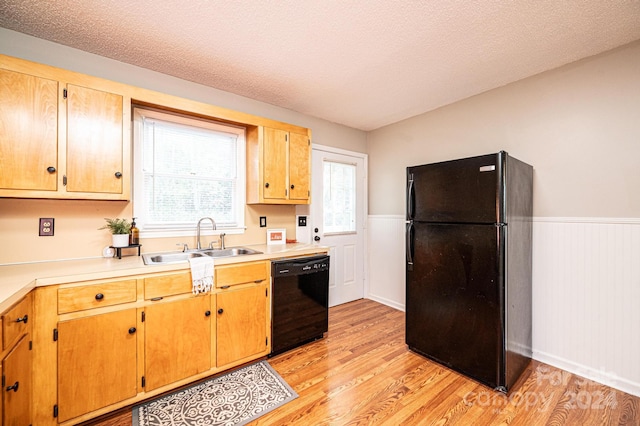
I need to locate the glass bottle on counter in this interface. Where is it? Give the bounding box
[130,217,139,245]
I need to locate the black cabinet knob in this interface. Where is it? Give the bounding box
[314,236,321,241]
[217,308,224,314]
[95,293,104,300]
[15,315,28,324]
[128,327,136,334]
[205,310,211,317]
[5,382,18,392]
[47,166,56,173]
[265,182,269,188]
[290,184,295,189]
[115,172,123,178]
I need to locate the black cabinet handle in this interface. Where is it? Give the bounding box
[128,327,136,334]
[290,184,295,189]
[205,310,211,317]
[47,166,56,173]
[265,182,269,188]
[217,308,224,314]
[5,382,19,392]
[95,293,104,300]
[115,172,122,178]
[15,314,28,324]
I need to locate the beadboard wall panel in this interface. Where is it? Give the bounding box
[367,215,405,311]
[532,217,640,397]
[367,214,640,396]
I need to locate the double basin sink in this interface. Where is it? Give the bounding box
[143,247,262,265]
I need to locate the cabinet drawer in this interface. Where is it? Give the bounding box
[144,273,192,299]
[58,279,136,314]
[215,261,269,288]
[2,293,32,350]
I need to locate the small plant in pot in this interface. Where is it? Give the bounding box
[99,218,131,248]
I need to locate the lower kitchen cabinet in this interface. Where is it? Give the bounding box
[57,309,138,423]
[28,256,290,425]
[2,335,31,426]
[217,283,269,367]
[144,295,212,391]
[1,292,33,426]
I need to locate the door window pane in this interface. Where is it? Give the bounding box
[323,161,356,233]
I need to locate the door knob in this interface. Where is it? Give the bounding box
[47,166,56,173]
[218,308,224,314]
[115,172,123,178]
[205,310,211,317]
[128,327,136,334]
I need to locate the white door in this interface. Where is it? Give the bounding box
[311,146,367,307]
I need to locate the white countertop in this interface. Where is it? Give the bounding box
[0,243,327,312]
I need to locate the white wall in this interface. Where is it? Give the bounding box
[367,41,640,396]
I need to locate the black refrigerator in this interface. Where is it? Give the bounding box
[405,151,532,392]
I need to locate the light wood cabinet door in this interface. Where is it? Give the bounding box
[216,284,268,367]
[262,127,288,200]
[57,309,137,423]
[2,336,31,426]
[144,296,211,391]
[0,68,58,191]
[66,84,124,194]
[2,293,32,350]
[215,261,269,288]
[289,131,310,201]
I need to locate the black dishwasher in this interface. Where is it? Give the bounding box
[270,255,330,357]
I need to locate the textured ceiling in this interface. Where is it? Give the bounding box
[1,1,640,131]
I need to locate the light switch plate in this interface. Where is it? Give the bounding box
[39,218,54,236]
[260,216,267,227]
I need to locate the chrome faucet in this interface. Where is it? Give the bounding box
[196,217,216,250]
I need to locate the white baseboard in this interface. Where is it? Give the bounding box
[534,350,640,397]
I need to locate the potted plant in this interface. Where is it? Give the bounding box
[99,218,131,248]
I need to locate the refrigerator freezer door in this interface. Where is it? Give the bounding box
[406,222,505,389]
[407,153,505,224]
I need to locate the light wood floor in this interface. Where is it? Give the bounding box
[87,299,639,425]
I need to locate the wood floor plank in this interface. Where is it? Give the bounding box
[85,299,640,426]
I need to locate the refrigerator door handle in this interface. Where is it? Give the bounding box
[406,221,414,269]
[407,175,415,219]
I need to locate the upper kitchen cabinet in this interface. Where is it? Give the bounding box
[0,68,58,192]
[247,126,311,204]
[65,84,125,195]
[0,55,131,200]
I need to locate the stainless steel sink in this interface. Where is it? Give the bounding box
[205,247,262,258]
[143,247,262,265]
[143,251,206,264]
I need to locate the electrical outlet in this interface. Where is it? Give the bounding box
[298,216,307,227]
[39,218,54,236]
[260,216,267,227]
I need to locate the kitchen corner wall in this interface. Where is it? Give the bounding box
[0,28,366,264]
[366,40,640,396]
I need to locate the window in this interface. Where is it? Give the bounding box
[323,160,356,234]
[133,108,245,237]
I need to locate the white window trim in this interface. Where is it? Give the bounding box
[132,107,246,239]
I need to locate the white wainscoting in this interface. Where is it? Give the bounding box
[366,214,640,397]
[533,217,640,397]
[367,215,406,311]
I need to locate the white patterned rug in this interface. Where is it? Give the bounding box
[133,361,297,426]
